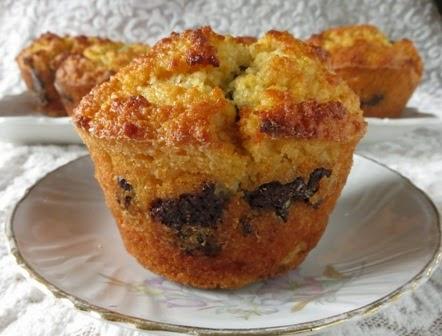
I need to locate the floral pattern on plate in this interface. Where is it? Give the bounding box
[100,264,361,319]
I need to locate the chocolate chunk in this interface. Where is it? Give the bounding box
[245,168,331,221]
[150,183,226,230]
[361,94,384,108]
[306,168,332,198]
[116,177,134,209]
[117,177,132,192]
[150,183,227,256]
[245,179,303,221]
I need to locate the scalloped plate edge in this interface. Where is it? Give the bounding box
[4,154,442,335]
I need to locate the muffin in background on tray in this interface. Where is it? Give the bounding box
[16,33,149,116]
[307,24,423,118]
[54,42,149,115]
[73,26,366,289]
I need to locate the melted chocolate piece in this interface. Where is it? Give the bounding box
[361,94,384,108]
[150,183,227,256]
[245,168,331,221]
[116,177,134,209]
[306,168,332,197]
[150,183,226,231]
[117,177,133,192]
[245,178,304,221]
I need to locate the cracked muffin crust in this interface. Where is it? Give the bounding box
[74,26,366,288]
[16,33,148,116]
[307,25,423,118]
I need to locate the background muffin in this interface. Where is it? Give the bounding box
[54,42,149,115]
[16,33,148,116]
[307,24,423,118]
[73,27,365,289]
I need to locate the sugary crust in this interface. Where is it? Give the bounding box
[74,27,366,288]
[74,27,365,145]
[16,32,149,116]
[258,91,363,141]
[307,25,423,118]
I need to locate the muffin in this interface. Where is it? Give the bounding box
[73,27,366,289]
[307,25,423,118]
[54,42,149,114]
[16,32,148,116]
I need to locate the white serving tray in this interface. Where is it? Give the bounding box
[0,92,81,144]
[0,92,441,145]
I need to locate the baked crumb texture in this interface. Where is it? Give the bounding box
[74,27,366,288]
[16,32,149,116]
[307,24,423,118]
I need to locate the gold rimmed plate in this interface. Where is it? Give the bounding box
[6,155,441,335]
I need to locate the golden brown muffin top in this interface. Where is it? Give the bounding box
[81,42,149,71]
[17,32,149,73]
[74,27,365,146]
[307,24,423,74]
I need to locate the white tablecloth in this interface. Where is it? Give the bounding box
[0,1,441,335]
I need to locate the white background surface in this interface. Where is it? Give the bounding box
[0,0,441,335]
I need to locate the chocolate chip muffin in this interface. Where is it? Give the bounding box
[73,27,366,289]
[16,33,148,116]
[54,42,149,115]
[307,25,423,118]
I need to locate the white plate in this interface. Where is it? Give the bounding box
[6,155,441,335]
[364,108,442,144]
[1,92,442,145]
[0,92,81,144]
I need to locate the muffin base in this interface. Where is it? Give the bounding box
[336,66,421,118]
[80,131,356,289]
[16,50,67,117]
